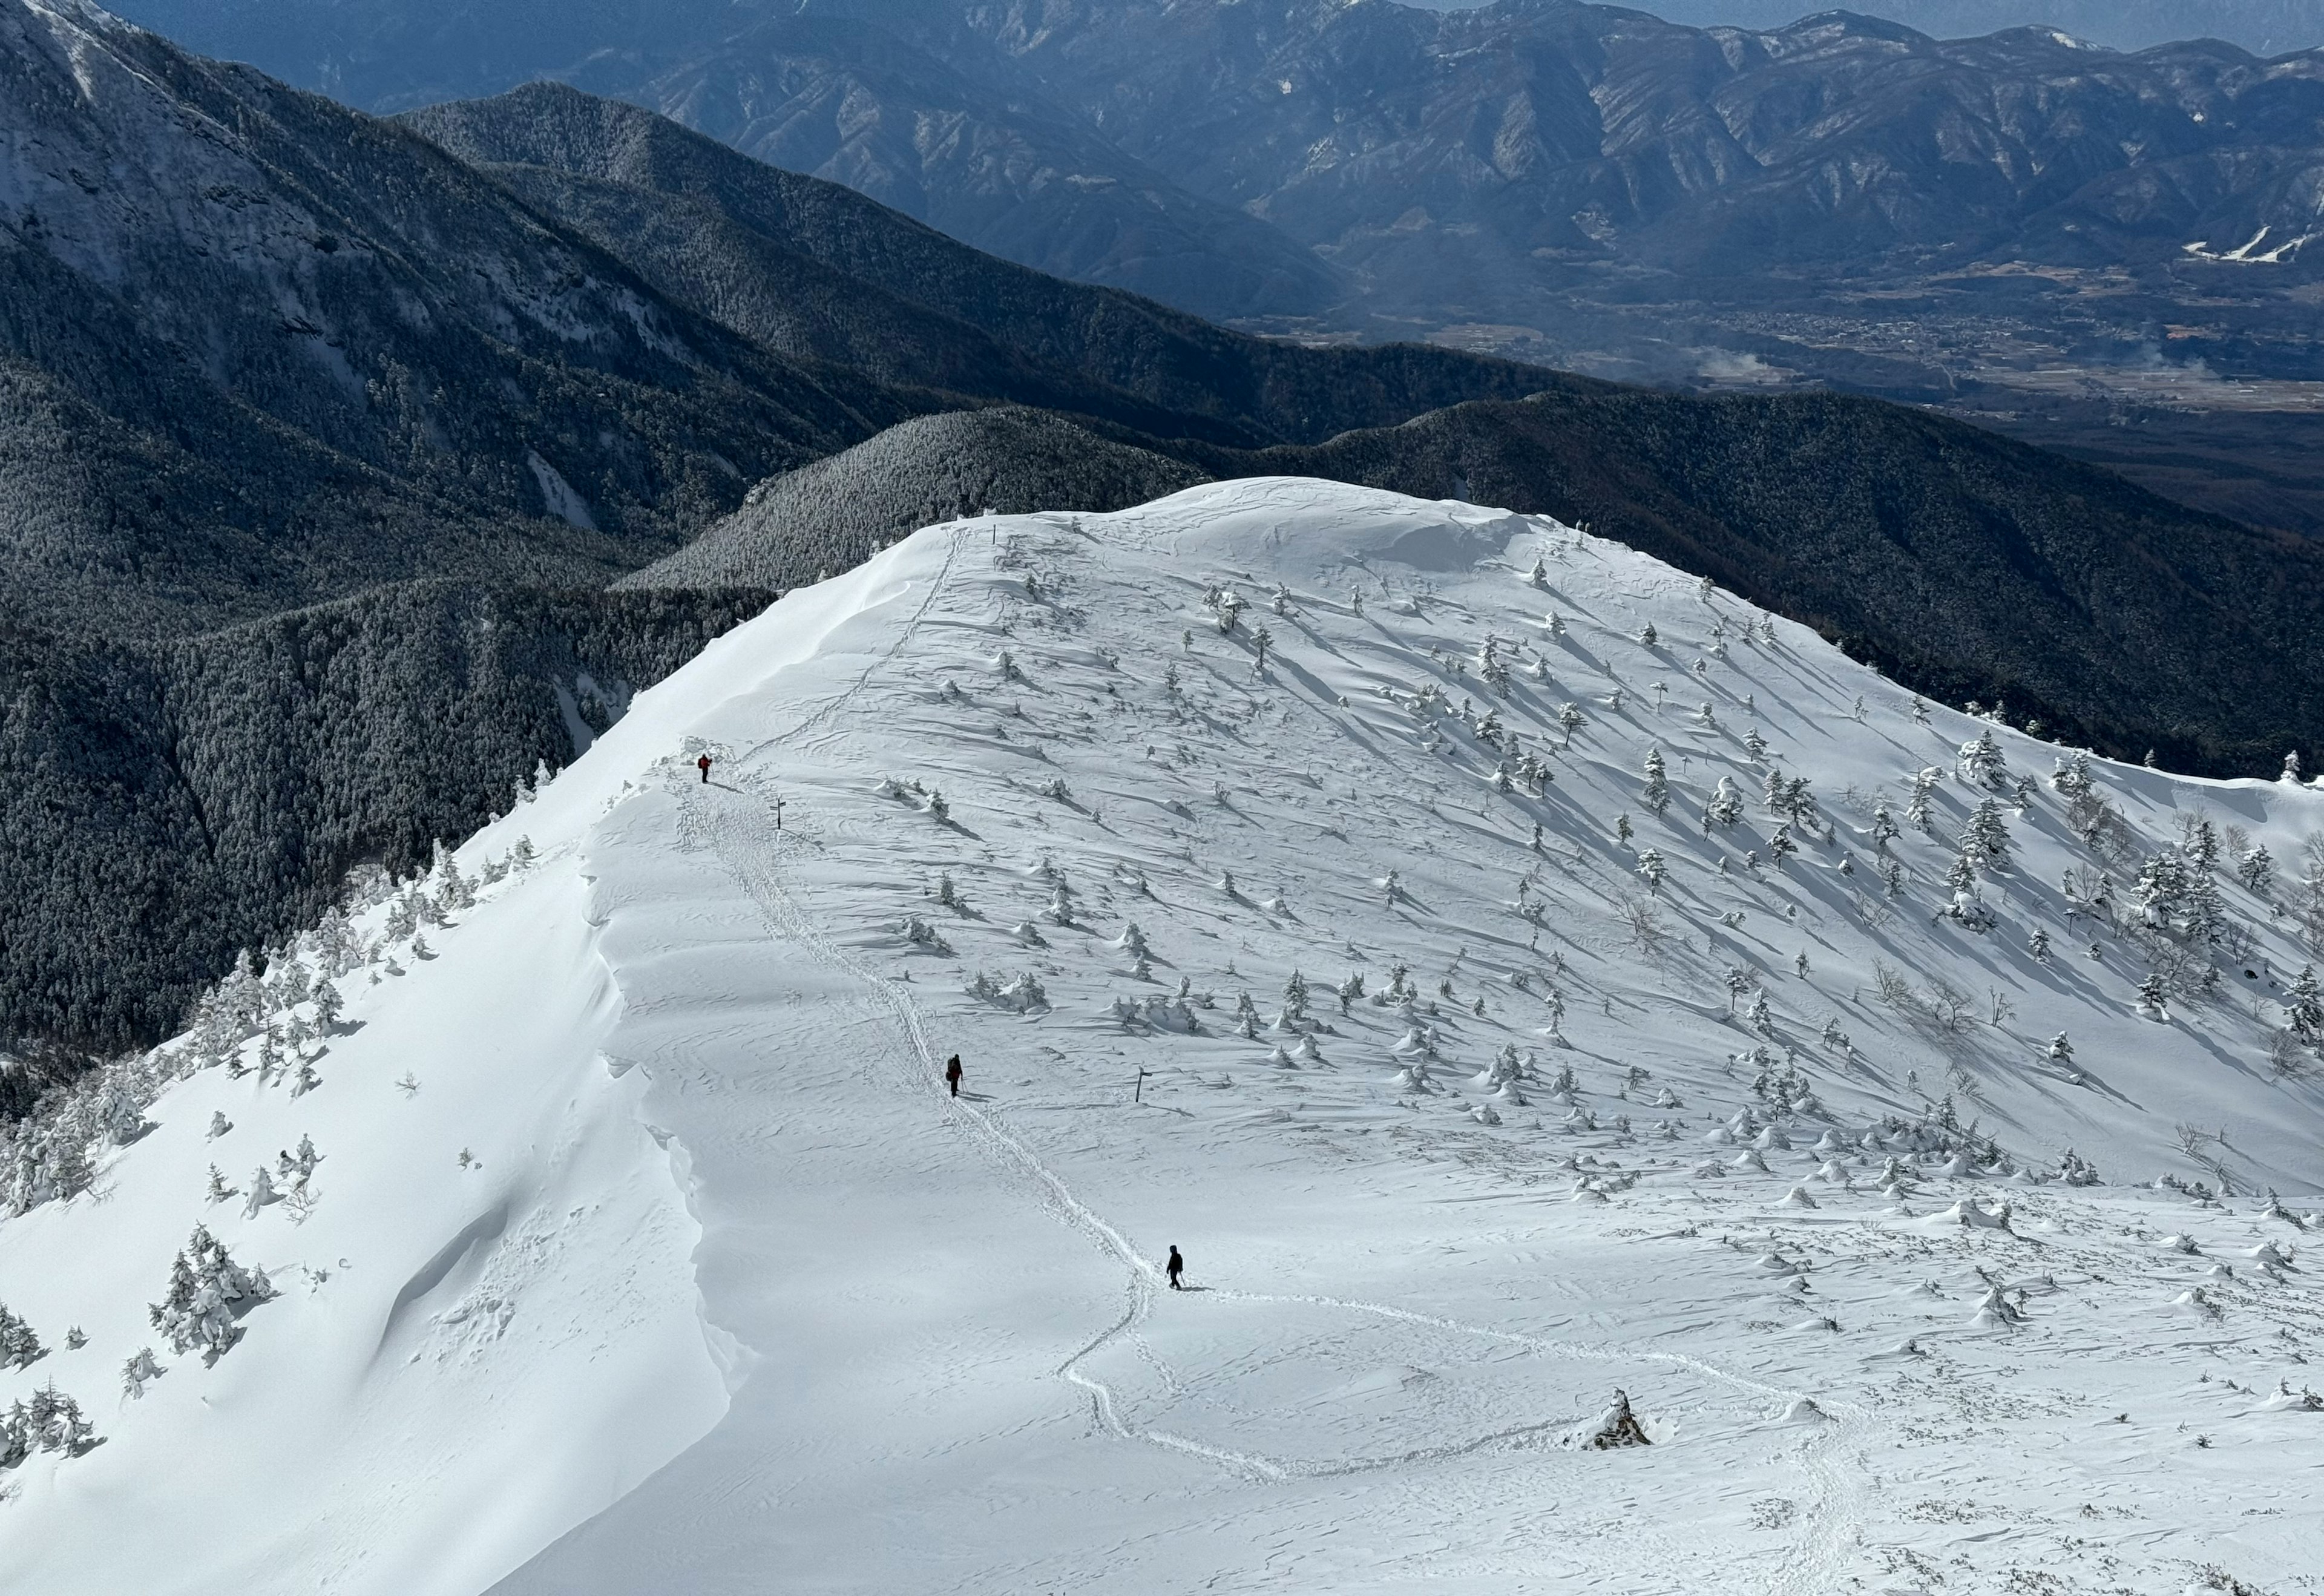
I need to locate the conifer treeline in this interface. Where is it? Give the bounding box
[0,581,769,1070]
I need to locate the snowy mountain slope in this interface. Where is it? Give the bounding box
[8,478,2324,1594]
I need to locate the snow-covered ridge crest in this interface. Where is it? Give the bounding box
[7,476,2324,1592]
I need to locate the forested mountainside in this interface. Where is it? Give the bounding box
[0,583,767,1066]
[0,0,916,637]
[395,84,1539,444]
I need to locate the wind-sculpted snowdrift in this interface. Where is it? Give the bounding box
[4,479,2320,1593]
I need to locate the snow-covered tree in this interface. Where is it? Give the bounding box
[120,1347,165,1401]
[1906,767,1942,831]
[1768,826,1797,868]
[0,1302,42,1370]
[1336,973,1365,1013]
[1742,726,1768,764]
[2237,846,2274,897]
[205,1164,235,1206]
[1724,967,1753,1013]
[1870,796,1899,853]
[1703,777,1744,832]
[2137,971,2169,1020]
[1638,621,1658,646]
[1957,729,2009,789]
[2047,1032,2074,1063]
[2134,852,2191,931]
[1282,970,1310,1023]
[148,1227,274,1365]
[1961,796,2012,872]
[1636,850,1667,892]
[2029,927,2051,961]
[1557,701,1585,747]
[0,1384,96,1466]
[1746,989,1773,1035]
[1615,813,1633,844]
[1641,749,1670,817]
[2184,870,2226,946]
[2287,965,2324,1044]
[2050,751,2092,798]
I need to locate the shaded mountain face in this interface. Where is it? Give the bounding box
[395,84,1546,446]
[0,0,924,635]
[108,0,1344,320]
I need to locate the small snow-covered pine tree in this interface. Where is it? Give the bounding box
[1641,749,1669,817]
[2286,966,2323,1043]
[1906,767,1942,831]
[1704,776,1743,832]
[0,1302,43,1370]
[121,1347,165,1401]
[1636,850,1667,892]
[2237,846,2274,897]
[148,1226,274,1365]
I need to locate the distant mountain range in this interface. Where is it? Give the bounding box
[113,0,2324,309]
[1584,0,2324,59]
[110,0,2324,539]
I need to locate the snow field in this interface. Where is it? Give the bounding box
[4,478,2323,1593]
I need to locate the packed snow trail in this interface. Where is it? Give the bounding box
[8,479,2323,1595]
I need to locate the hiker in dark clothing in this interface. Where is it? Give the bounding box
[697,754,712,784]
[945,1054,963,1097]
[1166,1246,1185,1290]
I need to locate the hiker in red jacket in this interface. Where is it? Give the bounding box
[945,1055,963,1097]
[696,754,712,784]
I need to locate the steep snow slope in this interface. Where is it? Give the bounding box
[7,479,2324,1594]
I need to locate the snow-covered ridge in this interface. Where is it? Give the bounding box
[5,478,2323,1593]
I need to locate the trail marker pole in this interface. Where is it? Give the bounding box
[1135,1066,1149,1105]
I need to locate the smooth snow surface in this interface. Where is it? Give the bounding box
[8,478,2324,1594]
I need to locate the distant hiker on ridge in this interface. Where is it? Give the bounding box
[696,753,712,784]
[1166,1246,1185,1290]
[945,1055,963,1097]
